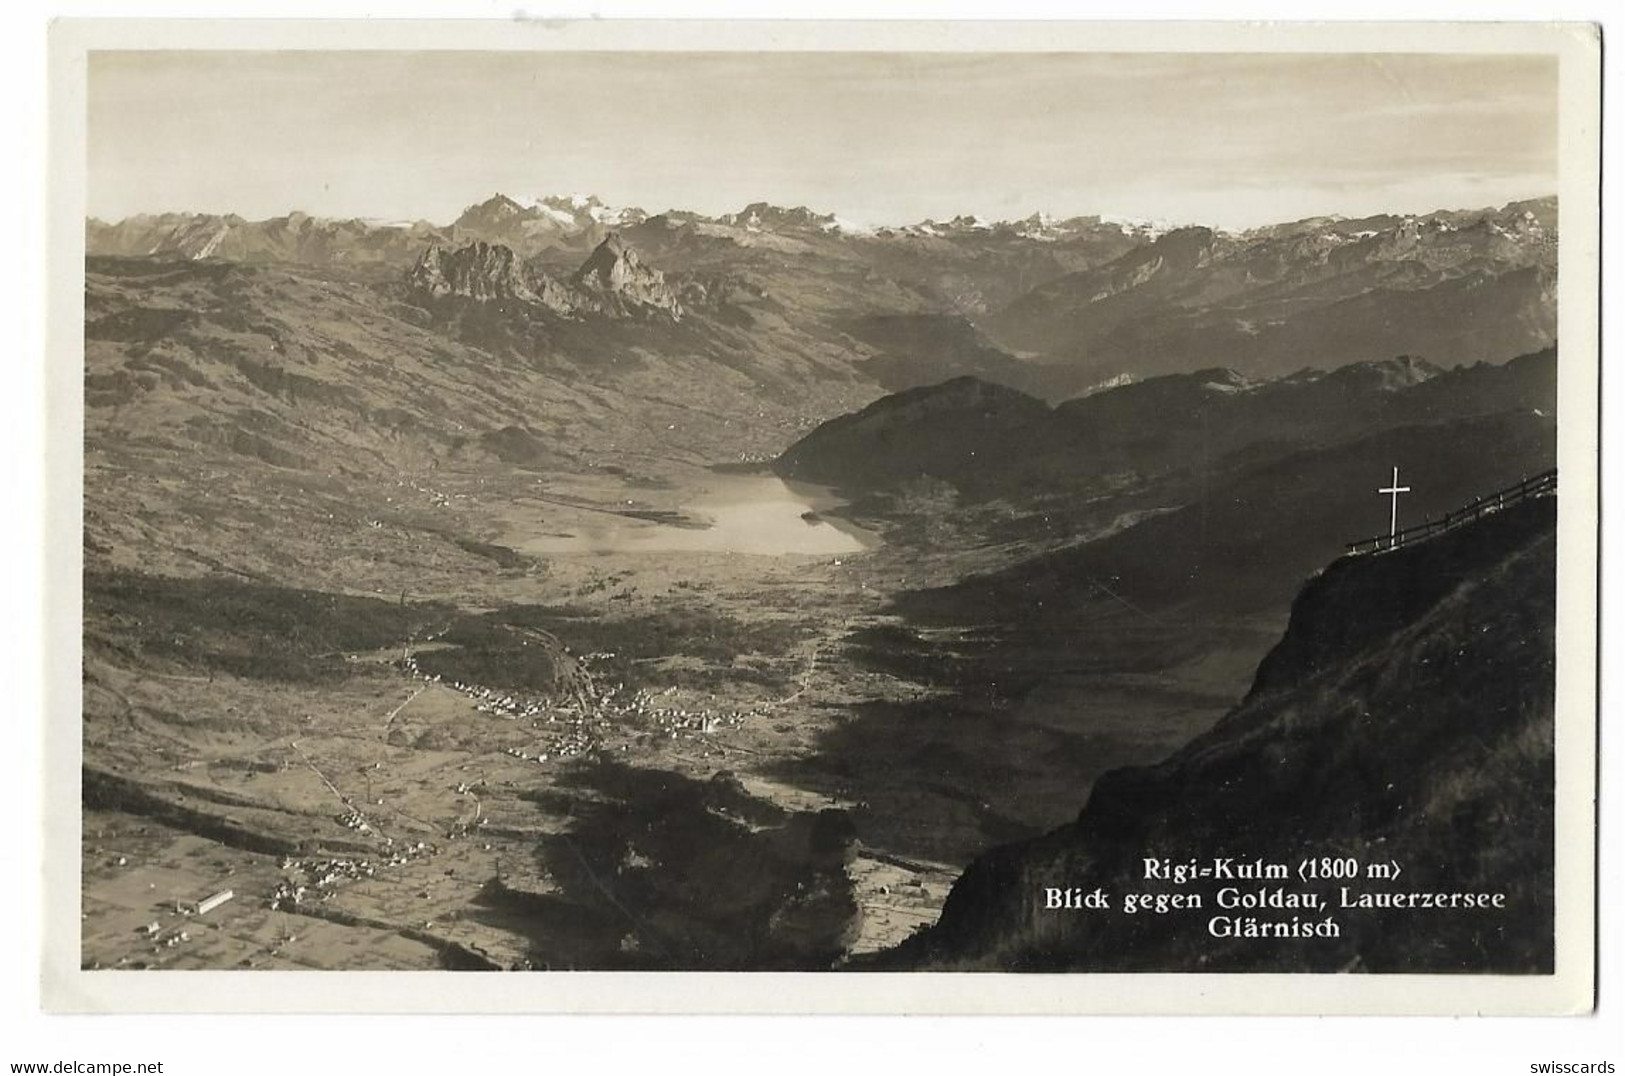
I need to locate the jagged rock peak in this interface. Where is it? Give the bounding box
[409,240,527,300]
[574,234,682,316]
[405,240,578,314]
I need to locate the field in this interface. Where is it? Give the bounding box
[81,425,1258,971]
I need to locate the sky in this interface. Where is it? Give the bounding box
[86,50,1558,230]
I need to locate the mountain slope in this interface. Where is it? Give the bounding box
[897,409,1556,625]
[775,348,1556,503]
[885,491,1556,972]
[774,376,1053,494]
[82,251,884,489]
[838,313,1049,395]
[982,199,1557,387]
[87,195,1560,399]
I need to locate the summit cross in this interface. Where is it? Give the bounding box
[1379,466,1411,545]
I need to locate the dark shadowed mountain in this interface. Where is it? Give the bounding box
[1034,347,1555,490]
[774,376,1053,494]
[776,347,1556,502]
[883,491,1555,972]
[765,353,1556,893]
[895,409,1555,625]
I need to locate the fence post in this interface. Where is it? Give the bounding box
[1348,470,1556,556]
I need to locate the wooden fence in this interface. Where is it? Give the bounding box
[1344,468,1557,556]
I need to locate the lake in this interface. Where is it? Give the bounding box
[519,474,877,556]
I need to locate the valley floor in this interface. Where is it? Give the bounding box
[81,447,1253,970]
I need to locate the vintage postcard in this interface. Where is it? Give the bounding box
[44,19,1602,1014]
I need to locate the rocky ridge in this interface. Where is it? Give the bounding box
[406,234,681,320]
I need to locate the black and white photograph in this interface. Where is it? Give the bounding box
[33,16,1606,1028]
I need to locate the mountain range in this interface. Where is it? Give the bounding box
[776,348,1554,500]
[80,186,1567,974]
[88,193,1556,408]
[984,201,1556,387]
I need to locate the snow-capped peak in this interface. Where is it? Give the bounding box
[821,215,875,237]
[532,203,578,228]
[525,194,647,231]
[1098,212,1184,240]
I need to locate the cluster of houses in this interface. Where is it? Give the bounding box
[495,713,603,763]
[472,689,537,718]
[139,921,191,950]
[419,662,550,723]
[398,651,442,685]
[541,717,601,761]
[268,878,313,910]
[399,628,773,752]
[393,627,783,783]
[269,850,427,911]
[639,693,759,738]
[335,807,374,834]
[131,888,236,958]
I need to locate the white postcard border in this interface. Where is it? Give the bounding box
[43,17,1603,1015]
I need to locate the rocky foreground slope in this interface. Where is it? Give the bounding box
[881,492,1556,973]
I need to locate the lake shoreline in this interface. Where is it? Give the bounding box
[511,470,880,557]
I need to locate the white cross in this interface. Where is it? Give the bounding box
[1378,466,1411,543]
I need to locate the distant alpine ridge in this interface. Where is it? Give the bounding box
[88,191,1553,266]
[86,192,1558,396]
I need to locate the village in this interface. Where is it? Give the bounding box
[75,423,1000,973]
[79,582,961,972]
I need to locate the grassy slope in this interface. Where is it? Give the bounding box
[887,494,1556,972]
